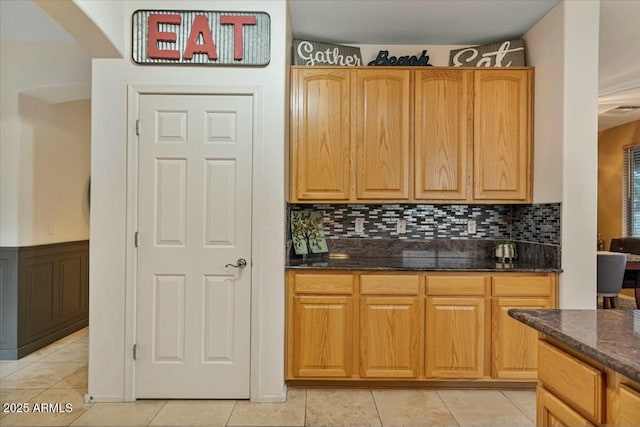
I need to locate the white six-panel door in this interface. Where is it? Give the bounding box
[135,94,252,398]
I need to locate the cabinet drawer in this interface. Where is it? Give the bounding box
[426,276,486,296]
[537,386,595,427]
[492,275,553,296]
[360,275,419,295]
[293,274,354,294]
[619,384,640,426]
[538,341,604,423]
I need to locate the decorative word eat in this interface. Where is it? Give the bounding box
[450,40,525,67]
[132,10,270,65]
[368,50,432,66]
[148,14,254,60]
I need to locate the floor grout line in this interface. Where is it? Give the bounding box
[225,399,238,426]
[369,388,383,427]
[500,390,536,425]
[146,399,169,426]
[303,388,307,427]
[434,389,462,427]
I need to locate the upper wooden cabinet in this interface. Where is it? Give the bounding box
[291,68,352,200]
[473,69,532,201]
[289,66,533,203]
[355,70,411,199]
[414,70,472,200]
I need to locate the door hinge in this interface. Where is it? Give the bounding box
[133,344,138,360]
[135,120,140,136]
[134,231,139,248]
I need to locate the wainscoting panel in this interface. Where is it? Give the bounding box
[0,248,19,359]
[0,241,88,359]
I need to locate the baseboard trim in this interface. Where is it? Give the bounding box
[17,318,88,358]
[286,379,537,389]
[85,394,128,403]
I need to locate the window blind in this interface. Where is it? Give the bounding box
[623,146,640,236]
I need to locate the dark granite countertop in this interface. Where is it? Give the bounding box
[286,238,561,272]
[286,255,561,272]
[509,309,640,383]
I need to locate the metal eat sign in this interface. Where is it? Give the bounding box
[132,10,270,66]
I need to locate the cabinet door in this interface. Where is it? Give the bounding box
[473,69,531,201]
[537,386,595,427]
[414,70,472,200]
[493,297,552,379]
[618,384,640,426]
[291,295,353,378]
[360,296,420,378]
[355,70,411,200]
[425,296,486,378]
[291,68,351,201]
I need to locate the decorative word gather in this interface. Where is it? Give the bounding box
[296,41,362,66]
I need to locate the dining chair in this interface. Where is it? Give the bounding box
[597,251,627,309]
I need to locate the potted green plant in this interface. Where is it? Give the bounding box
[494,239,517,263]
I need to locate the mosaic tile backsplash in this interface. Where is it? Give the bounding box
[288,203,561,245]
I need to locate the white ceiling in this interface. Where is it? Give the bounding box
[289,0,561,45]
[2,0,638,131]
[597,0,640,130]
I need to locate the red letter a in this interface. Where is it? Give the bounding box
[184,15,218,60]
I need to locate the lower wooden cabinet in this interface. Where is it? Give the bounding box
[287,273,355,379]
[492,275,555,380]
[359,274,420,378]
[360,296,420,378]
[425,296,486,378]
[286,270,557,382]
[290,296,354,378]
[536,339,640,427]
[425,275,487,379]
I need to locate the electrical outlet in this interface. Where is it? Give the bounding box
[396,219,407,233]
[467,219,477,234]
[355,218,365,233]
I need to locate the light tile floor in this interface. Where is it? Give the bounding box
[1,328,536,426]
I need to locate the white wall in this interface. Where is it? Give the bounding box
[524,0,600,308]
[0,41,91,246]
[88,0,288,402]
[560,0,599,309]
[18,97,91,245]
[523,7,564,204]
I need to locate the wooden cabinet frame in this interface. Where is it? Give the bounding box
[286,270,557,383]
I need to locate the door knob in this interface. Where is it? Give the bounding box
[225,258,247,269]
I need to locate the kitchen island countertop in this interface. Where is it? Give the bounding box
[509,309,640,383]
